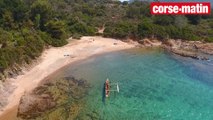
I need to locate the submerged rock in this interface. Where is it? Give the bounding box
[17,76,90,120]
[17,94,56,119]
[171,49,198,59]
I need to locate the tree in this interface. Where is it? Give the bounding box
[69,22,96,35]
[104,22,134,39]
[174,16,188,28]
[154,15,174,26]
[0,0,28,22]
[30,0,52,30]
[13,0,28,22]
[209,21,213,29]
[2,11,15,29]
[82,4,95,16]
[45,20,66,39]
[153,25,167,40]
[186,15,201,25]
[0,29,13,48]
[122,1,128,5]
[126,6,140,19]
[35,14,41,29]
[140,4,151,17]
[138,22,154,38]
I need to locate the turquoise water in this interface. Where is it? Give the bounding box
[60,48,213,120]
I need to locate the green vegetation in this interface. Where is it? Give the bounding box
[0,0,213,79]
[102,2,213,42]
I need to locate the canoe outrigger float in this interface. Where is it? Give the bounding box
[105,78,119,97]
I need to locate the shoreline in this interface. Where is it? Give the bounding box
[0,36,212,119]
[0,36,136,119]
[138,38,213,60]
[163,39,213,60]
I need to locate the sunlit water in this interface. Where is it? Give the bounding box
[51,48,213,120]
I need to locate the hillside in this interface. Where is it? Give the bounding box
[162,0,213,6]
[0,0,213,81]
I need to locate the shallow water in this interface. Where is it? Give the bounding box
[29,48,213,119]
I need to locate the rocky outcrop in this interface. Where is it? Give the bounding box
[0,57,41,82]
[170,49,209,60]
[164,39,211,60]
[194,43,213,55]
[164,39,182,49]
[0,82,16,110]
[135,38,212,60]
[139,38,162,47]
[0,64,23,82]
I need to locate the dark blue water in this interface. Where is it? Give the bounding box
[61,48,213,120]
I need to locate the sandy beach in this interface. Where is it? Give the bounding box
[0,36,136,119]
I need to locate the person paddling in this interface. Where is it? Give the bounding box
[105,79,110,97]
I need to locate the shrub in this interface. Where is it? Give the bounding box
[153,25,167,40]
[153,15,174,26]
[186,15,201,25]
[205,37,213,42]
[104,22,134,39]
[0,29,13,47]
[138,22,154,38]
[38,31,53,45]
[72,33,82,39]
[69,22,96,36]
[45,20,66,39]
[50,38,68,47]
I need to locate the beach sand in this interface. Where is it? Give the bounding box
[0,36,135,119]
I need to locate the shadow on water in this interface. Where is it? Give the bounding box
[102,83,106,104]
[165,51,213,86]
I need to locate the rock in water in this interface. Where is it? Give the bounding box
[17,94,55,119]
[17,76,90,120]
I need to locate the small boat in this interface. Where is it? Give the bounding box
[105,78,119,98]
[105,78,110,97]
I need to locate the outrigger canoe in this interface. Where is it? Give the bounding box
[105,78,119,98]
[105,79,110,97]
